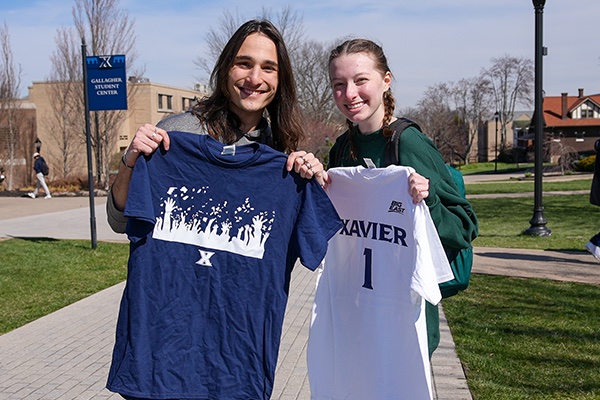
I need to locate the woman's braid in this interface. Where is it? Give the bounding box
[382,90,396,139]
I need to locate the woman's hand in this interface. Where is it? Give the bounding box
[286,151,328,187]
[123,124,170,167]
[408,172,429,204]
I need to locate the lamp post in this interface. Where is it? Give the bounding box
[494,111,499,173]
[525,0,551,236]
[81,38,98,249]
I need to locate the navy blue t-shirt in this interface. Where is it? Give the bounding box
[107,132,341,399]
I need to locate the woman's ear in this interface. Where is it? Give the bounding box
[383,71,392,91]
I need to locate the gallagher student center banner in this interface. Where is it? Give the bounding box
[86,55,127,111]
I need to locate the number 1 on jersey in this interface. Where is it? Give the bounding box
[362,248,373,290]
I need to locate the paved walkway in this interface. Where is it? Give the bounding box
[0,191,598,399]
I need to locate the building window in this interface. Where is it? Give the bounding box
[575,131,585,142]
[182,97,195,111]
[158,94,173,111]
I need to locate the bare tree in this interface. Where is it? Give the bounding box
[194,6,306,82]
[46,26,86,179]
[260,6,305,58]
[451,76,493,164]
[294,38,345,155]
[300,118,339,165]
[70,0,142,189]
[396,107,423,129]
[0,21,23,190]
[193,9,242,79]
[295,40,338,125]
[415,83,458,163]
[483,55,533,151]
[551,141,577,175]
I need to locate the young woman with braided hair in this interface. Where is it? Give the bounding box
[320,38,478,359]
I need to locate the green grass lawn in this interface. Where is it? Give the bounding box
[471,194,599,250]
[443,275,600,400]
[445,179,600,399]
[458,162,535,174]
[0,238,128,334]
[467,179,592,195]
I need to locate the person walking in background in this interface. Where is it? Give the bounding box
[28,152,51,199]
[586,138,600,261]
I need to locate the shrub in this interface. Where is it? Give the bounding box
[49,175,90,192]
[575,154,596,172]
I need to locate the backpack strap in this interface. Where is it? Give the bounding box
[384,117,422,166]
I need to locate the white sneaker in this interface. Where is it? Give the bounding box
[27,193,36,199]
[585,242,600,262]
[44,195,52,199]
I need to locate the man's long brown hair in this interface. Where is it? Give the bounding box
[192,19,304,153]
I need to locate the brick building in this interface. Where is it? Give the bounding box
[542,88,600,156]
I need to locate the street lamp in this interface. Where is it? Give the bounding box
[494,111,499,173]
[525,0,551,236]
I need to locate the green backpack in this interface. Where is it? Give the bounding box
[330,118,473,298]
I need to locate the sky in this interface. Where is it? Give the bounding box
[1,0,599,110]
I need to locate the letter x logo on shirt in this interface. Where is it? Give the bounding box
[196,249,215,267]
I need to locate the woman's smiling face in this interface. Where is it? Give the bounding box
[329,52,391,134]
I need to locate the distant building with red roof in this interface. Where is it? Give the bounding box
[542,88,600,155]
[480,88,599,164]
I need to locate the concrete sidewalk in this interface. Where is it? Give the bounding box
[1,195,598,399]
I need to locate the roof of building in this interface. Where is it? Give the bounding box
[544,89,600,128]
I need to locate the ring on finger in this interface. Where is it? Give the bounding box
[305,161,311,169]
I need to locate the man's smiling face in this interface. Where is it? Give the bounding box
[226,32,279,131]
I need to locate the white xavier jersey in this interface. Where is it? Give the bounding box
[307,165,454,400]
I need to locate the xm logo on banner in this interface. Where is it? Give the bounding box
[86,55,127,111]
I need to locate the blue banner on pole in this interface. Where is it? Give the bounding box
[86,55,128,111]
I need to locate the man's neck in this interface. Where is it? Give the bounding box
[232,109,263,134]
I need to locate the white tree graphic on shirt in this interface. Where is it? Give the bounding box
[153,185,275,259]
